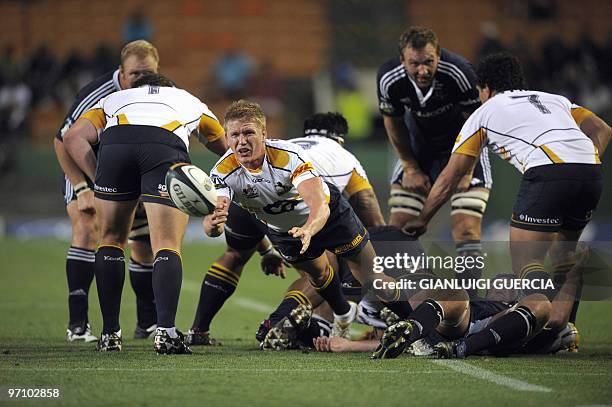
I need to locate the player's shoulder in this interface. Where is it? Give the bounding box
[265,139,307,168]
[377,56,406,89]
[213,150,240,177]
[437,48,477,90]
[75,69,119,100]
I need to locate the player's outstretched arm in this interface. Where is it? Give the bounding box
[203,196,230,237]
[580,113,612,156]
[290,177,330,254]
[63,118,98,181]
[404,153,476,236]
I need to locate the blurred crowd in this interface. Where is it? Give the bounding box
[1,26,611,151]
[475,23,612,118]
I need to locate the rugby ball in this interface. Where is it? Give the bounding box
[165,163,217,217]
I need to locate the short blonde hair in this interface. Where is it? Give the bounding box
[224,100,266,130]
[120,40,159,66]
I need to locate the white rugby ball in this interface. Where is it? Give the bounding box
[165,163,217,217]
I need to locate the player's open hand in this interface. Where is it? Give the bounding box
[402,218,427,238]
[77,189,96,214]
[289,226,312,254]
[260,247,289,279]
[313,336,351,353]
[402,168,431,195]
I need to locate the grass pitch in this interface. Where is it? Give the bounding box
[1,239,611,406]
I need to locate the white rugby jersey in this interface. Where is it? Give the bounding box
[453,90,600,173]
[80,85,224,148]
[210,139,330,232]
[289,136,372,196]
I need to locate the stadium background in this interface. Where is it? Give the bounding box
[0,0,611,241]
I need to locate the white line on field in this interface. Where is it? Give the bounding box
[432,360,553,393]
[229,297,273,313]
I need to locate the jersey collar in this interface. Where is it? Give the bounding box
[407,75,436,107]
[112,69,122,91]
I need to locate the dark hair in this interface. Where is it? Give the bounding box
[303,112,348,145]
[398,26,440,56]
[476,52,527,92]
[132,73,176,88]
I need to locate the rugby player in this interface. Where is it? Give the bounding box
[403,53,609,329]
[204,101,412,337]
[54,40,160,341]
[187,112,385,345]
[63,73,227,353]
[378,26,491,295]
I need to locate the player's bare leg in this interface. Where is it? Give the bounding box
[451,186,489,298]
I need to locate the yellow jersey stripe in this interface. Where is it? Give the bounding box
[81,108,106,130]
[540,144,564,164]
[216,154,240,175]
[161,120,182,132]
[266,146,290,169]
[571,107,594,125]
[198,115,225,142]
[344,169,372,197]
[290,162,315,183]
[454,128,486,157]
[117,113,129,125]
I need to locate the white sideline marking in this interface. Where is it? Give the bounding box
[432,360,553,393]
[229,297,273,313]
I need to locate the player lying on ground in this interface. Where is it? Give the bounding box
[313,259,584,357]
[188,112,385,345]
[204,101,412,338]
[64,73,227,354]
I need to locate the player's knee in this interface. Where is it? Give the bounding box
[388,188,424,227]
[519,294,551,329]
[450,191,488,242]
[218,247,252,276]
[71,216,99,248]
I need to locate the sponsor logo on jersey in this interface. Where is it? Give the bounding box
[333,233,364,255]
[379,100,395,114]
[515,214,561,225]
[251,177,270,184]
[274,182,292,195]
[243,184,259,199]
[95,185,118,193]
[158,183,169,197]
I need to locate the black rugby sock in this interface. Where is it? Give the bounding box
[128,258,157,329]
[66,246,95,326]
[95,245,126,334]
[456,241,484,299]
[192,262,239,331]
[269,290,310,325]
[464,305,536,356]
[312,265,350,316]
[407,299,444,343]
[152,249,182,329]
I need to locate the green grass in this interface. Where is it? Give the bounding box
[1,239,611,406]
